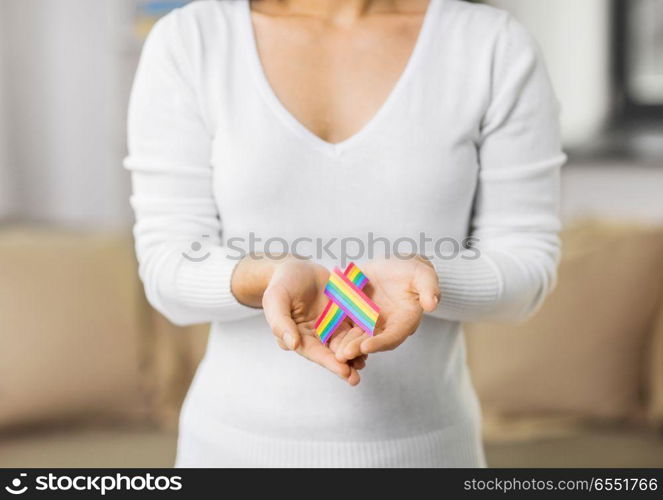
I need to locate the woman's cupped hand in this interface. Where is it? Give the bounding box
[234,254,440,386]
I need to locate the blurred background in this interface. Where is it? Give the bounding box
[1,0,662,467]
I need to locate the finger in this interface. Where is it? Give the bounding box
[413,263,441,312]
[360,331,404,354]
[297,335,352,381]
[262,284,301,350]
[360,316,417,354]
[328,325,351,354]
[336,327,365,362]
[343,331,368,361]
[326,318,356,354]
[275,337,289,350]
[333,327,354,361]
[350,357,366,370]
[347,367,361,386]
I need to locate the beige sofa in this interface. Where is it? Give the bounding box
[1,223,663,468]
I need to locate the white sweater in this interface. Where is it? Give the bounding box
[125,0,565,467]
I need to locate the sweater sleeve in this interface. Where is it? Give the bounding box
[124,13,261,326]
[429,16,566,323]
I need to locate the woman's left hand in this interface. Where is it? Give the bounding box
[332,256,440,362]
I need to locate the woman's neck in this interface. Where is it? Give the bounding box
[278,0,385,17]
[252,0,424,25]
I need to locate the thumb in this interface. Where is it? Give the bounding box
[262,284,301,350]
[413,262,440,312]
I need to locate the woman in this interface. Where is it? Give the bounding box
[125,0,565,467]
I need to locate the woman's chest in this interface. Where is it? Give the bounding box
[250,10,428,145]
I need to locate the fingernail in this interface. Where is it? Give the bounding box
[284,332,296,350]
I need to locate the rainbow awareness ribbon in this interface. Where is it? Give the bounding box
[315,263,380,344]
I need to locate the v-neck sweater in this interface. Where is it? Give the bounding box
[125,0,565,467]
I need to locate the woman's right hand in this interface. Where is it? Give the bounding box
[232,255,363,385]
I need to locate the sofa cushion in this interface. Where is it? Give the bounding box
[646,298,663,426]
[0,228,150,429]
[145,312,209,430]
[466,222,663,423]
